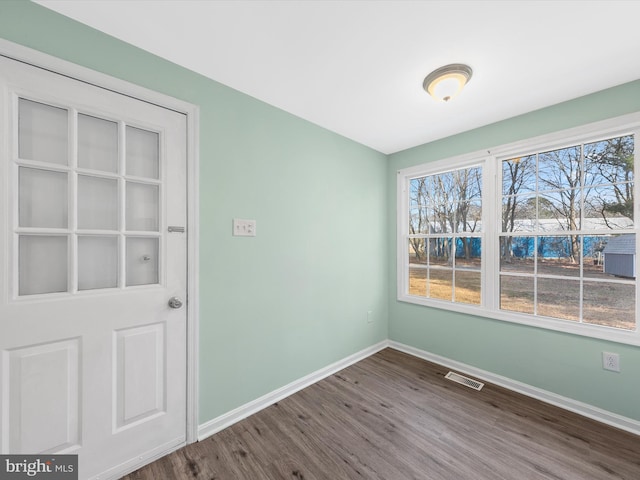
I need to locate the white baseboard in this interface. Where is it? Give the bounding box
[388,340,640,437]
[198,338,640,443]
[198,340,389,441]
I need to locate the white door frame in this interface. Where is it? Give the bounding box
[0,38,200,445]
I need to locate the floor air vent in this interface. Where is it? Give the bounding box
[445,371,484,391]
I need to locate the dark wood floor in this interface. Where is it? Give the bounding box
[123,348,640,479]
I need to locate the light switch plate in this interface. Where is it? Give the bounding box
[233,218,256,237]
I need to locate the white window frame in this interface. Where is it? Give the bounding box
[397,112,640,346]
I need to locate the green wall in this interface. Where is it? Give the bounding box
[388,81,640,421]
[0,1,388,423]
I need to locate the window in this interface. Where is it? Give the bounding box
[398,114,639,344]
[408,166,483,304]
[500,136,634,330]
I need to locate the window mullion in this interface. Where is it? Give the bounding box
[483,156,498,310]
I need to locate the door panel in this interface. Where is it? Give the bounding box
[115,323,166,430]
[0,55,187,479]
[6,338,80,453]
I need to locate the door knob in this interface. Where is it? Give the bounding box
[168,296,183,309]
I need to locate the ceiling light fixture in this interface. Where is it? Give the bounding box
[423,64,473,102]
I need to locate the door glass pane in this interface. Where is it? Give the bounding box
[126,237,159,286]
[78,114,118,173]
[78,236,118,290]
[19,235,67,295]
[126,126,159,179]
[19,167,68,228]
[19,98,68,165]
[126,182,159,231]
[78,175,118,230]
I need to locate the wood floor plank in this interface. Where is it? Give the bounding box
[123,348,640,479]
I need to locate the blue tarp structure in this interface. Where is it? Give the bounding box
[505,235,609,259]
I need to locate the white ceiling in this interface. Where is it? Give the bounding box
[35,0,640,154]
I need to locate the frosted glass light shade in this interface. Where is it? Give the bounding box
[423,64,473,102]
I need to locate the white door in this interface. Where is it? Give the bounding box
[0,55,188,479]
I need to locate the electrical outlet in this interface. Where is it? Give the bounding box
[367,310,373,324]
[602,352,620,372]
[233,218,256,237]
